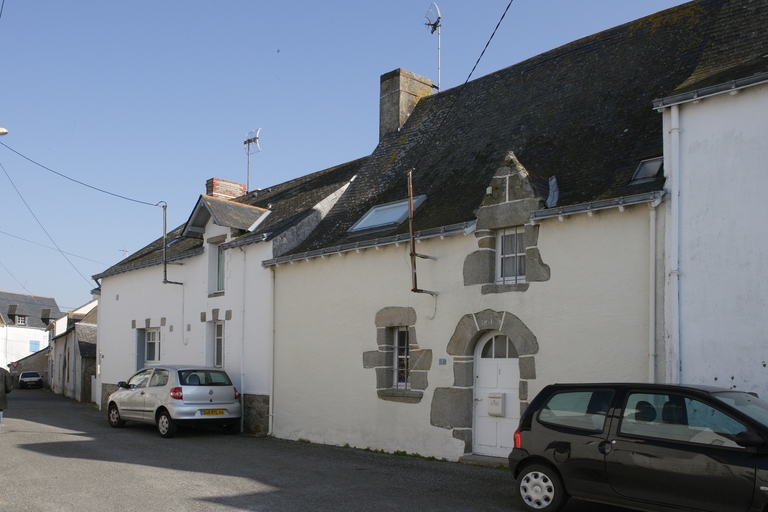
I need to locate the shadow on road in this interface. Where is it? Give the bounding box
[3,389,631,511]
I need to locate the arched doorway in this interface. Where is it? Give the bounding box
[473,331,520,457]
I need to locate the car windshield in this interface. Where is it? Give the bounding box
[713,391,768,426]
[20,372,39,378]
[178,370,232,386]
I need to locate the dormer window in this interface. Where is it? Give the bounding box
[348,196,426,233]
[631,157,663,184]
[15,315,27,326]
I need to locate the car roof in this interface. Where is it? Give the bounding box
[546,382,746,395]
[141,365,229,372]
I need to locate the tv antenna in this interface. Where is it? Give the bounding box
[244,128,262,191]
[424,2,442,91]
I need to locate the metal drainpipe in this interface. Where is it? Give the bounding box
[669,104,682,384]
[268,265,276,436]
[649,202,657,383]
[240,246,246,433]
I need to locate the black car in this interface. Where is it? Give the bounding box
[508,383,768,512]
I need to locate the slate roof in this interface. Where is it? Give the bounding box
[76,324,97,358]
[93,158,366,280]
[0,291,62,329]
[276,0,767,258]
[183,196,269,238]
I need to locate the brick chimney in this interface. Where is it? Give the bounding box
[206,178,246,199]
[379,69,433,141]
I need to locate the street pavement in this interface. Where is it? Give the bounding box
[0,389,632,511]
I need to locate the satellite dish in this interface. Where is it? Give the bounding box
[425,2,441,34]
[244,128,261,154]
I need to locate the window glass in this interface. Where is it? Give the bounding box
[481,339,493,358]
[497,227,526,284]
[394,328,410,389]
[217,245,226,291]
[620,392,746,447]
[214,323,224,368]
[128,369,153,388]
[148,369,169,387]
[538,390,614,432]
[145,330,160,362]
[349,196,426,232]
[16,315,27,326]
[178,370,232,386]
[714,391,768,426]
[29,340,40,352]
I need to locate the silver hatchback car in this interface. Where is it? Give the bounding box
[107,365,242,438]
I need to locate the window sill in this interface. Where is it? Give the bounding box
[482,283,529,294]
[208,291,225,298]
[377,389,423,404]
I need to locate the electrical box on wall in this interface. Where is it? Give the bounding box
[488,392,505,417]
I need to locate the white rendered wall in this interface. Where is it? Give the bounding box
[1,325,49,368]
[97,220,274,405]
[664,83,768,396]
[272,206,655,461]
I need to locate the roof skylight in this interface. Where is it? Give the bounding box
[349,195,426,233]
[631,157,663,184]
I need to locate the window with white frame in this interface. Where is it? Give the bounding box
[217,245,226,291]
[214,322,224,368]
[496,226,526,284]
[393,327,410,389]
[145,329,161,363]
[15,315,27,326]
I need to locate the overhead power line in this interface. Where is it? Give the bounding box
[0,141,160,207]
[0,229,109,265]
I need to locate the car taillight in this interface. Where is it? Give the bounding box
[170,387,183,400]
[234,387,240,400]
[514,429,522,449]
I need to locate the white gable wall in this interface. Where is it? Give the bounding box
[663,82,768,396]
[97,219,274,431]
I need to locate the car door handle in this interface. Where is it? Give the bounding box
[140,391,145,396]
[474,398,483,402]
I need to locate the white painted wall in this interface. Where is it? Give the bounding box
[272,205,657,460]
[662,82,768,397]
[97,219,274,407]
[1,324,49,369]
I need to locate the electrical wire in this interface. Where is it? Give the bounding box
[0,161,94,287]
[0,261,35,296]
[0,229,109,265]
[413,0,514,170]
[0,141,160,207]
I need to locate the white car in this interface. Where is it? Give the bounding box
[18,371,43,389]
[107,366,242,438]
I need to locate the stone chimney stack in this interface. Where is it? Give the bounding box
[206,178,246,199]
[379,69,433,141]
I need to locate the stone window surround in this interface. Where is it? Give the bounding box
[429,309,538,454]
[362,307,433,404]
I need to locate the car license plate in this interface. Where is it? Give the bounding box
[202,409,225,416]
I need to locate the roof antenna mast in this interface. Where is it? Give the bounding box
[424,2,442,91]
[244,128,262,192]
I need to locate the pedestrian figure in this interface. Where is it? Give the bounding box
[0,366,12,433]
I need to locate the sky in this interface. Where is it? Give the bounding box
[0,0,690,311]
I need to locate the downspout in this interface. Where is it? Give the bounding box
[268,265,276,436]
[240,246,247,433]
[648,198,661,383]
[669,105,682,384]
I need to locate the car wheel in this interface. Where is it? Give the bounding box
[517,464,567,511]
[108,404,126,428]
[157,410,177,438]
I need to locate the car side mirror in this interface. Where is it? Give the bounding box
[735,431,764,448]
[117,381,128,389]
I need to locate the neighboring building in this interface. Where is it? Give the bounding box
[8,348,50,388]
[50,303,98,403]
[261,0,767,461]
[653,1,768,395]
[0,291,61,371]
[94,165,365,433]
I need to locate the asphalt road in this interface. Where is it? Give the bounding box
[0,389,633,511]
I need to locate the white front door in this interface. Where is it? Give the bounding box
[473,333,520,457]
